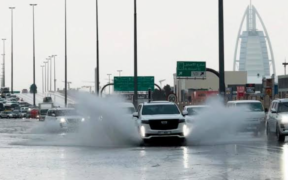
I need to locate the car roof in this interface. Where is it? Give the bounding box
[185,105,209,108]
[272,99,288,103]
[143,101,176,106]
[227,100,261,103]
[49,108,75,111]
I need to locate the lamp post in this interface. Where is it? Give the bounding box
[107,74,112,94]
[52,55,57,92]
[9,7,15,94]
[41,65,44,93]
[30,4,37,106]
[64,0,68,106]
[218,0,225,96]
[46,58,50,92]
[44,61,48,92]
[96,0,100,95]
[117,70,122,77]
[48,56,52,91]
[1,39,6,88]
[133,0,138,107]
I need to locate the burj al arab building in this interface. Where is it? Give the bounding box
[233,4,276,83]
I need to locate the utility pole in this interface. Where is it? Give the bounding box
[30,4,37,107]
[9,7,15,94]
[46,58,50,92]
[218,0,226,96]
[48,56,52,91]
[1,39,6,87]
[283,59,288,75]
[133,0,138,107]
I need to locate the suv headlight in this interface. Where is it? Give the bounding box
[81,118,85,122]
[281,117,288,123]
[60,118,66,123]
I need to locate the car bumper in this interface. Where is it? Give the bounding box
[140,123,187,139]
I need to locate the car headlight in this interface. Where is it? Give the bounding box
[140,125,146,138]
[183,124,189,137]
[81,118,85,122]
[281,116,288,123]
[60,118,66,123]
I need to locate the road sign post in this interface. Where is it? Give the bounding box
[176,61,206,79]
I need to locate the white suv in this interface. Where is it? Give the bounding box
[133,101,188,142]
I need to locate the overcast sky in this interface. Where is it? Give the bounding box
[0,0,287,92]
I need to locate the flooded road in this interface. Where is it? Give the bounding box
[0,119,287,180]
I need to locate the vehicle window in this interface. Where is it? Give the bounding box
[187,107,207,115]
[142,105,180,115]
[236,103,264,112]
[55,110,78,116]
[47,110,54,116]
[278,102,288,113]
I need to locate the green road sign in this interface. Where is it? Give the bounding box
[177,61,206,78]
[12,91,20,94]
[114,76,154,92]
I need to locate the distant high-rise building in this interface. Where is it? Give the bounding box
[233,4,275,83]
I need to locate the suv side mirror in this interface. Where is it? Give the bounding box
[271,109,277,114]
[133,112,139,118]
[182,110,188,116]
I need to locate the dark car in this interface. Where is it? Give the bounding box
[43,97,52,103]
[7,112,18,119]
[22,89,28,94]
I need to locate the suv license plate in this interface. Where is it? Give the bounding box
[158,131,171,135]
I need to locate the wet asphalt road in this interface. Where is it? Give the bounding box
[0,119,288,180]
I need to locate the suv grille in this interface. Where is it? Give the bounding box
[149,120,179,130]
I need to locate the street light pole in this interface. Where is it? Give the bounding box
[133,0,138,107]
[52,55,57,92]
[117,70,122,77]
[96,0,100,95]
[30,4,37,107]
[44,61,48,92]
[46,58,50,92]
[41,65,44,93]
[1,39,6,88]
[9,7,15,94]
[49,56,52,91]
[218,0,225,96]
[64,0,68,106]
[107,74,111,94]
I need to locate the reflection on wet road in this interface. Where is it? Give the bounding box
[0,119,288,180]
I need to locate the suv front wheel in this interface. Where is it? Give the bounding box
[276,125,285,142]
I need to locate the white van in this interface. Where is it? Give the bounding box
[227,100,266,135]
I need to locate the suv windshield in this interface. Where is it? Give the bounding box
[142,104,180,115]
[278,102,288,113]
[55,110,78,116]
[236,103,263,112]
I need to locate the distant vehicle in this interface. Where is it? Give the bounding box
[227,100,266,135]
[266,99,288,142]
[0,103,4,112]
[134,101,188,143]
[39,103,54,121]
[4,103,20,112]
[45,108,86,130]
[0,87,9,98]
[12,110,22,118]
[22,89,28,93]
[183,105,210,123]
[29,108,39,119]
[43,97,52,103]
[7,111,18,119]
[0,111,9,119]
[20,107,29,118]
